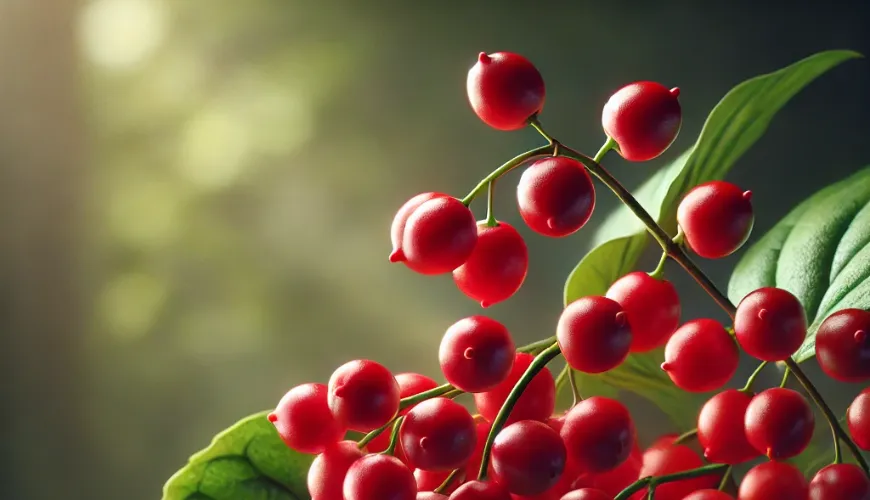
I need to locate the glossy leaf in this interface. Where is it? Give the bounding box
[729,165,870,363]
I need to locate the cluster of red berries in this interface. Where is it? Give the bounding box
[267,51,870,499]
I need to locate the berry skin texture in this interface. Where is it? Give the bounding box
[738,461,808,500]
[557,296,632,373]
[814,308,870,382]
[662,319,739,393]
[366,372,439,461]
[559,489,611,500]
[601,81,681,162]
[561,396,636,473]
[307,440,365,500]
[734,287,807,361]
[466,52,545,131]
[390,192,448,263]
[417,493,449,500]
[696,389,759,465]
[401,196,479,275]
[516,157,595,238]
[439,316,516,393]
[848,388,870,450]
[605,272,681,353]
[809,463,870,500]
[449,480,513,500]
[633,443,717,500]
[414,468,454,493]
[491,420,567,495]
[268,383,346,454]
[328,359,401,432]
[676,181,754,259]
[400,397,477,472]
[343,453,418,500]
[683,491,734,500]
[744,387,815,460]
[453,222,529,307]
[474,352,556,425]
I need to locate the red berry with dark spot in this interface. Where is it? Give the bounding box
[848,388,870,450]
[368,373,440,459]
[307,440,365,500]
[605,272,680,353]
[661,319,739,392]
[418,493,449,500]
[491,420,567,496]
[559,489,611,500]
[633,443,718,500]
[809,463,870,500]
[453,222,529,307]
[401,397,477,472]
[601,81,681,162]
[467,52,545,131]
[269,383,346,454]
[516,157,595,238]
[696,389,758,465]
[401,196,479,275]
[738,461,808,500]
[561,397,636,473]
[328,359,401,432]
[744,387,814,460]
[683,491,734,500]
[343,453,417,500]
[557,296,632,373]
[450,480,512,500]
[390,192,449,263]
[677,181,754,259]
[474,352,555,425]
[440,316,516,393]
[815,308,870,382]
[734,287,807,361]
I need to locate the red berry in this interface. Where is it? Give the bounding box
[676,181,754,259]
[557,296,632,373]
[440,316,516,393]
[401,397,477,472]
[401,197,479,275]
[744,387,815,460]
[633,443,718,500]
[343,453,417,500]
[516,157,595,238]
[683,491,734,500]
[474,352,556,425]
[368,373,441,459]
[491,420,567,495]
[661,319,739,392]
[734,287,807,361]
[390,192,449,263]
[307,440,365,500]
[328,360,400,432]
[466,52,545,131]
[269,383,346,454]
[453,222,529,307]
[848,388,870,450]
[647,434,679,451]
[809,463,870,500]
[570,453,641,496]
[559,489,611,500]
[418,493,449,500]
[738,461,808,500]
[605,272,681,353]
[450,480,512,500]
[561,397,636,473]
[815,308,870,382]
[696,389,758,464]
[601,81,681,162]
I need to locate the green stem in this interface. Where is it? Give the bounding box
[649,250,669,280]
[529,117,556,144]
[594,135,617,163]
[485,178,498,227]
[673,428,698,445]
[779,368,790,388]
[478,342,562,480]
[518,335,558,355]
[381,417,403,456]
[717,465,734,492]
[398,384,455,411]
[739,361,769,393]
[568,367,583,406]
[460,144,553,206]
[614,464,728,500]
[434,468,462,494]
[358,416,399,449]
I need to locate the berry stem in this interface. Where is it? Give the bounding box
[739,361,769,393]
[648,250,669,280]
[593,135,618,163]
[568,366,583,405]
[398,384,456,411]
[613,463,729,500]
[485,178,498,227]
[477,341,562,480]
[673,428,698,445]
[779,367,790,388]
[358,415,401,449]
[460,144,553,206]
[381,416,403,456]
[529,116,556,145]
[717,465,734,492]
[434,468,462,494]
[518,335,558,355]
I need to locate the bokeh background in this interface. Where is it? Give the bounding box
[2,0,870,498]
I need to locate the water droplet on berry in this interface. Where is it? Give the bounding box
[389,249,405,263]
[856,330,867,343]
[464,347,476,359]
[669,87,681,97]
[478,52,491,64]
[267,412,278,422]
[743,190,753,200]
[757,308,767,320]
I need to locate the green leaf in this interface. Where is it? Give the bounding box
[562,49,860,429]
[729,165,870,363]
[162,411,312,500]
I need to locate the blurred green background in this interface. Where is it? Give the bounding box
[1,0,869,498]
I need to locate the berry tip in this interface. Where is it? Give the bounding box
[669,87,681,98]
[478,52,491,64]
[267,413,278,423]
[743,190,753,200]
